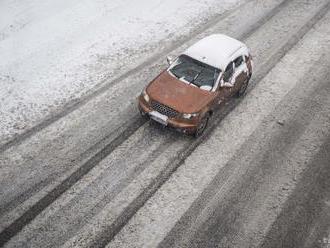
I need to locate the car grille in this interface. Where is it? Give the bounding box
[150,100,179,118]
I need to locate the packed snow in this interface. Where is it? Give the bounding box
[0,0,243,145]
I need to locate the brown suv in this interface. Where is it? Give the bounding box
[138,34,253,137]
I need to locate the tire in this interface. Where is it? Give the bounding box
[236,75,251,97]
[139,108,149,120]
[194,115,209,137]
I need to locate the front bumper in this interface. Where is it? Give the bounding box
[138,96,198,134]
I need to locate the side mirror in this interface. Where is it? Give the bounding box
[166,55,175,65]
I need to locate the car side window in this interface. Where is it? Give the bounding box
[234,56,244,68]
[223,61,234,82]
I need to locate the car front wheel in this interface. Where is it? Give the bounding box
[194,115,209,137]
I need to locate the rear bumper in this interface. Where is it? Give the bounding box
[138,96,198,134]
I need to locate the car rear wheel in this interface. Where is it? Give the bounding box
[194,115,209,137]
[237,74,251,97]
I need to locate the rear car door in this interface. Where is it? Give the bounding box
[232,55,249,93]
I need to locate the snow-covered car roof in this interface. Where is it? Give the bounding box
[183,34,248,71]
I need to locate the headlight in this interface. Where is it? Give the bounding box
[182,113,199,119]
[142,89,150,102]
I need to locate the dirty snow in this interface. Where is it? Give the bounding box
[0,0,243,144]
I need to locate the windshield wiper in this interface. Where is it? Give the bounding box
[169,69,180,79]
[191,68,204,86]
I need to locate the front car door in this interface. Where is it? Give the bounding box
[220,61,235,99]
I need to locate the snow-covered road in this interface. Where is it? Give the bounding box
[0,0,242,146]
[1,0,330,247]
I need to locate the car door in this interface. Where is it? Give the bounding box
[220,61,235,99]
[232,55,249,93]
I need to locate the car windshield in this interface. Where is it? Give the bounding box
[169,55,221,90]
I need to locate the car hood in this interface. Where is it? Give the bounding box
[147,71,215,113]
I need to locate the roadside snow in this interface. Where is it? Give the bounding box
[0,0,243,145]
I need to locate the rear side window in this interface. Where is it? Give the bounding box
[234,56,244,68]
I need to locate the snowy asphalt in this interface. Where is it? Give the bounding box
[1,0,330,247]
